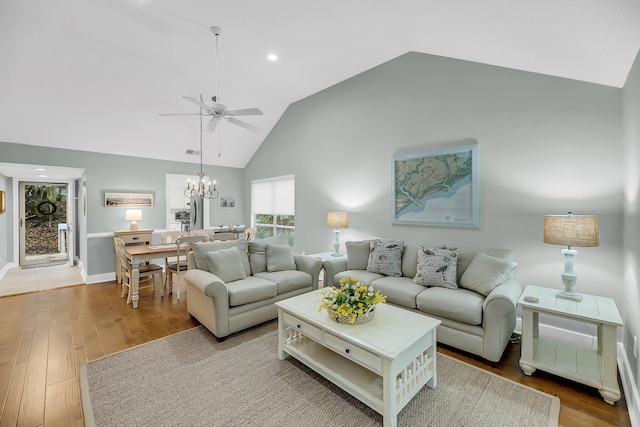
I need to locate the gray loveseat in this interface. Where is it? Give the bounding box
[185,236,322,340]
[323,239,522,363]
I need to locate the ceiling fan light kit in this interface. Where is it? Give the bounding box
[159,25,263,135]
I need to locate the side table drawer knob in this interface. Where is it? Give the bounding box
[345,349,350,354]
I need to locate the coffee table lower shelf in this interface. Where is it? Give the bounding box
[284,337,385,411]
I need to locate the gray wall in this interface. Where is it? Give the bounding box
[623,48,640,399]
[0,142,244,276]
[244,51,625,325]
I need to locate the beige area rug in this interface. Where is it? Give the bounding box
[80,322,560,427]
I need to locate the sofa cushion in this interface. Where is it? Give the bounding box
[459,252,517,296]
[334,270,384,287]
[369,276,424,309]
[254,270,312,294]
[401,242,445,278]
[248,235,287,274]
[346,240,371,270]
[449,247,515,282]
[266,243,296,272]
[193,240,250,276]
[225,276,278,307]
[413,247,459,289]
[366,239,404,276]
[416,287,484,326]
[206,247,247,283]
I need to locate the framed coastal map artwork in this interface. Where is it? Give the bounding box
[391,139,479,228]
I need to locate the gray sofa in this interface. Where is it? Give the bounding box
[323,239,522,363]
[185,236,322,340]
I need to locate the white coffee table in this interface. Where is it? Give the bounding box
[276,290,441,427]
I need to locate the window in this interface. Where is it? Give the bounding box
[251,175,295,247]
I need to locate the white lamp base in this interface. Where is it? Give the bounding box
[331,228,342,256]
[556,248,582,301]
[130,221,139,231]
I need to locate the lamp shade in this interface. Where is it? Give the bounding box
[326,211,349,229]
[543,214,599,247]
[125,209,142,221]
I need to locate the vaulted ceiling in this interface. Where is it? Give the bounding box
[1,0,639,170]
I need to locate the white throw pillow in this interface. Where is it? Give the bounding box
[413,247,459,289]
[366,239,404,277]
[266,243,296,272]
[206,247,247,283]
[459,252,517,296]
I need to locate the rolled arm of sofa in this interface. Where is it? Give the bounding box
[482,279,522,362]
[322,257,348,288]
[294,255,323,289]
[184,269,231,338]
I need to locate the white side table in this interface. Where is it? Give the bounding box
[518,285,623,404]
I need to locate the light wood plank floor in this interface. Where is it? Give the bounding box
[0,281,632,426]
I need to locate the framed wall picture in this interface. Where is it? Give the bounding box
[391,139,480,228]
[104,192,153,207]
[219,196,236,209]
[0,190,5,214]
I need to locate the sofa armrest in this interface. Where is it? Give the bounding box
[322,257,348,288]
[184,269,228,299]
[482,279,523,362]
[294,254,323,289]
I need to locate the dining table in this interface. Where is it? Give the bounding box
[124,244,181,308]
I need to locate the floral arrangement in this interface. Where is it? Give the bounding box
[319,276,387,324]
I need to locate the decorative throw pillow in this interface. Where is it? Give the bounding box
[413,247,459,289]
[459,252,517,296]
[248,235,287,274]
[346,240,372,270]
[193,240,251,276]
[266,243,296,272]
[206,247,247,283]
[366,239,404,277]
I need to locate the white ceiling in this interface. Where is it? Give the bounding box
[1,0,639,174]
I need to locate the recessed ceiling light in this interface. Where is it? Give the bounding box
[38,174,48,178]
[267,54,278,62]
[35,168,46,171]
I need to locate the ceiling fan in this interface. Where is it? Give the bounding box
[159,26,263,133]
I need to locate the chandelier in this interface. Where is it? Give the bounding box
[185,98,219,200]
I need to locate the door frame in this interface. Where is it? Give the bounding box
[14,179,76,268]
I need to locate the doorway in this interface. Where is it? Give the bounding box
[19,182,71,267]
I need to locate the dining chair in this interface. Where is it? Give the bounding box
[243,228,257,241]
[165,235,207,300]
[161,231,189,292]
[209,232,237,241]
[113,237,163,304]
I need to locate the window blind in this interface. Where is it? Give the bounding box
[251,175,294,215]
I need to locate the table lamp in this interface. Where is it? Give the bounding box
[326,211,349,257]
[543,212,599,301]
[126,209,142,231]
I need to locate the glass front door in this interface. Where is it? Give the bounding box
[19,182,69,266]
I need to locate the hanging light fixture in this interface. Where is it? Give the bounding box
[185,96,219,200]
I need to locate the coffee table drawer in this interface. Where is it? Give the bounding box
[282,312,323,342]
[324,333,382,374]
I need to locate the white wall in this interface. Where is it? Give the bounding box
[244,51,624,325]
[623,47,640,415]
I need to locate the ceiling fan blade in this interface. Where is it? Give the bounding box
[225,107,263,116]
[158,113,202,116]
[182,96,211,110]
[207,117,219,133]
[225,116,260,132]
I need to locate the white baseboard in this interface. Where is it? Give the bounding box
[86,272,116,284]
[0,262,17,281]
[618,344,640,427]
[515,317,640,426]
